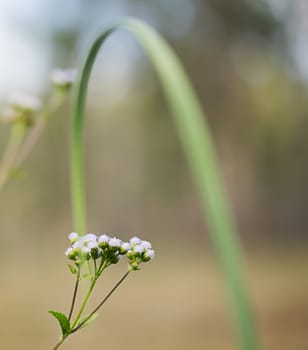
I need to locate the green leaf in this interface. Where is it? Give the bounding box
[78,313,99,329]
[68,264,77,275]
[48,310,71,338]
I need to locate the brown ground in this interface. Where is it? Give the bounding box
[0,249,307,350]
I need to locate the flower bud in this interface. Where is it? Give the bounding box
[142,249,155,262]
[68,232,79,243]
[50,68,76,89]
[119,242,131,255]
[98,234,110,248]
[130,236,142,245]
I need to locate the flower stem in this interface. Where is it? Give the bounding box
[14,91,67,167]
[70,277,96,329]
[0,121,27,192]
[52,338,66,350]
[72,271,130,333]
[68,267,80,321]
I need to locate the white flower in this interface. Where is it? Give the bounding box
[121,242,131,251]
[84,233,97,242]
[140,240,152,249]
[134,245,145,254]
[81,246,91,254]
[109,237,123,248]
[65,247,74,256]
[50,68,76,86]
[72,240,82,249]
[9,93,42,111]
[68,232,79,242]
[88,240,99,249]
[98,234,111,243]
[144,249,155,260]
[130,236,142,245]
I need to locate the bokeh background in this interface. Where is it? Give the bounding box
[0,1,308,349]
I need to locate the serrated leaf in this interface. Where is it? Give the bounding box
[48,310,71,337]
[68,264,77,275]
[78,313,99,329]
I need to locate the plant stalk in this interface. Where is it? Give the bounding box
[0,122,27,192]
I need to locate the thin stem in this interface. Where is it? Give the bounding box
[68,267,80,321]
[0,122,27,192]
[52,338,66,350]
[70,278,96,329]
[93,259,97,276]
[14,91,67,167]
[72,271,129,333]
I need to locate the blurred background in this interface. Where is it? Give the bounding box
[0,1,307,349]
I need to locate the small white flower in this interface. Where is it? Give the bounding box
[9,93,42,111]
[134,245,145,254]
[140,240,152,249]
[98,234,111,243]
[81,246,91,254]
[50,68,76,86]
[130,236,142,245]
[109,237,123,248]
[121,242,131,251]
[84,233,97,242]
[68,232,79,242]
[144,249,155,260]
[65,247,74,256]
[72,240,83,249]
[88,240,99,249]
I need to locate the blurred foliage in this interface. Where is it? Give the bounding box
[0,1,308,350]
[1,0,307,244]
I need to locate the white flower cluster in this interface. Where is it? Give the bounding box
[9,93,42,112]
[50,68,76,88]
[65,232,155,270]
[2,93,42,124]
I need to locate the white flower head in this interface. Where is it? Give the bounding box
[121,242,131,251]
[130,236,142,245]
[109,237,123,248]
[98,234,111,243]
[84,233,97,242]
[144,249,155,261]
[68,232,79,243]
[9,93,42,112]
[50,68,76,87]
[134,245,145,254]
[119,242,131,255]
[81,246,91,254]
[140,240,152,249]
[65,247,74,257]
[87,240,99,249]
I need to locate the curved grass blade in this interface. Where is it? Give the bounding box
[71,17,260,350]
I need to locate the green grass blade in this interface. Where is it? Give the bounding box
[71,17,260,350]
